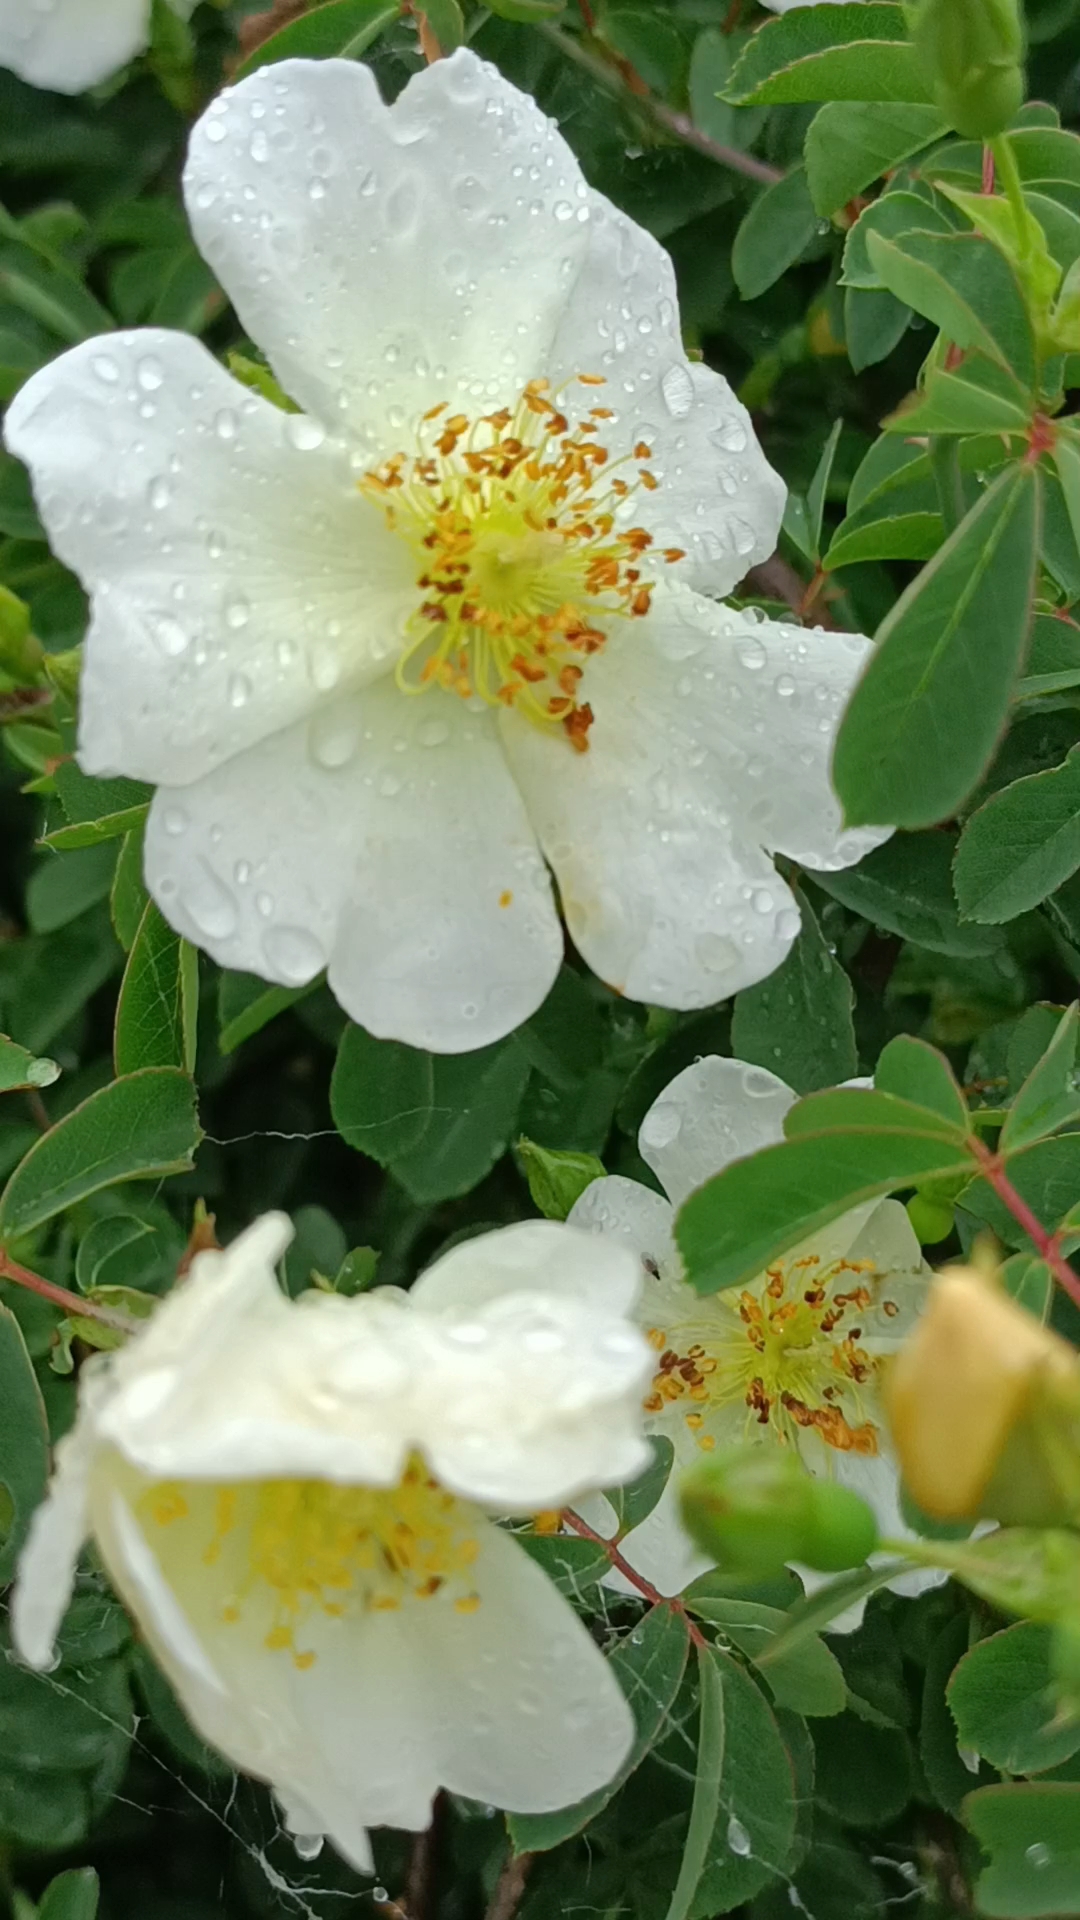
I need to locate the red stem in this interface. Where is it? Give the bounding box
[0,1249,139,1334]
[968,1139,1080,1313]
[564,1507,707,1647]
[982,144,996,194]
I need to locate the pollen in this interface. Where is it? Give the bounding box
[139,1455,483,1671]
[359,376,677,752]
[642,1255,893,1456]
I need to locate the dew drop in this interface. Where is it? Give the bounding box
[711,420,747,454]
[640,1101,681,1150]
[661,363,693,418]
[147,476,171,511]
[214,408,239,442]
[225,595,251,631]
[727,1817,752,1857]
[181,871,237,941]
[1026,1845,1052,1869]
[292,1833,324,1862]
[418,717,450,747]
[204,119,227,144]
[285,414,326,452]
[228,673,253,709]
[92,353,120,385]
[694,932,737,976]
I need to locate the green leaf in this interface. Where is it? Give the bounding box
[684,1589,846,1717]
[963,1134,1080,1248]
[865,230,1036,386]
[217,969,314,1054]
[110,828,148,953]
[724,4,929,106]
[36,1871,100,1920]
[690,1649,799,1911]
[754,1563,908,1665]
[965,1783,1080,1917]
[516,1138,604,1221]
[0,1033,59,1093]
[731,886,857,1094]
[27,843,117,936]
[389,1038,531,1203]
[514,1531,610,1595]
[841,188,955,289]
[1001,1006,1080,1151]
[885,360,1034,436]
[508,1603,689,1852]
[814,1712,915,1827]
[832,464,1040,831]
[949,1623,1080,1776]
[113,901,197,1076]
[912,1529,1080,1625]
[845,284,913,370]
[874,1034,970,1129]
[922,1614,992,1814]
[806,103,949,217]
[330,1023,435,1165]
[0,1304,49,1584]
[43,763,151,851]
[233,0,399,76]
[731,168,818,300]
[783,1084,969,1142]
[0,1067,200,1238]
[676,1120,973,1295]
[956,746,1080,924]
[663,1643,725,1920]
[813,830,1004,956]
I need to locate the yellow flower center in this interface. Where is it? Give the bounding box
[645,1255,903,1456]
[359,376,683,753]
[141,1456,482,1670]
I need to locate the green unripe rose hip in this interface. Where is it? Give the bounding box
[909,0,1024,140]
[679,1446,879,1576]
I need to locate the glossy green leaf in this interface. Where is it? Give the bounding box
[0,1033,58,1092]
[874,1034,970,1129]
[677,1122,973,1295]
[806,102,949,216]
[813,829,1003,955]
[966,1783,1080,1917]
[110,827,148,953]
[36,1870,100,1920]
[0,1305,48,1585]
[690,1649,799,1912]
[608,1435,674,1537]
[234,0,399,75]
[724,4,929,106]
[833,464,1040,830]
[330,1022,434,1165]
[865,230,1036,386]
[388,1038,531,1203]
[684,1589,847,1717]
[113,900,198,1076]
[0,1067,200,1238]
[949,1624,1080,1775]
[955,745,1080,922]
[731,886,857,1093]
[1001,1006,1080,1151]
[663,1643,725,1920]
[731,167,818,300]
[43,763,151,851]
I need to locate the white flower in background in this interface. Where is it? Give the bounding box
[759,1,856,12]
[5,50,884,1054]
[569,1056,939,1623]
[0,0,196,93]
[13,1214,651,1869]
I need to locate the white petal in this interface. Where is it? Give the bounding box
[641,589,888,870]
[0,0,148,91]
[404,1518,633,1812]
[547,191,785,597]
[93,1476,376,1871]
[11,1426,93,1669]
[4,330,413,786]
[411,1218,642,1319]
[502,606,803,1009]
[636,1056,795,1208]
[568,1175,677,1273]
[143,685,563,1053]
[183,54,592,457]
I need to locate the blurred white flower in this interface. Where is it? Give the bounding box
[13,1215,651,1869]
[0,0,195,93]
[6,50,884,1053]
[759,1,857,11]
[569,1056,939,1624]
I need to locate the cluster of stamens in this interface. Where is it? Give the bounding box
[359,376,683,752]
[145,1458,481,1671]
[645,1255,901,1457]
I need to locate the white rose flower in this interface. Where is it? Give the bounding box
[13,1214,652,1869]
[5,50,885,1054]
[568,1056,942,1626]
[0,0,196,93]
[759,2,857,12]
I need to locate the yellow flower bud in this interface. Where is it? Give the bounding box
[884,1266,1080,1520]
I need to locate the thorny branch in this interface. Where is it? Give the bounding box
[968,1138,1080,1313]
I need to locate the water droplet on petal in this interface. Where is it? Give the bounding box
[661,363,694,418]
[641,1101,681,1150]
[292,1834,323,1862]
[285,415,326,453]
[262,925,325,984]
[181,870,237,942]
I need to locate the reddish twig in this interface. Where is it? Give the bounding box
[564,1508,707,1647]
[968,1138,1080,1312]
[0,1249,139,1335]
[982,144,996,194]
[484,1851,534,1920]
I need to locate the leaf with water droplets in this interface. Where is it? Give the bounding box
[965,1783,1080,1918]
